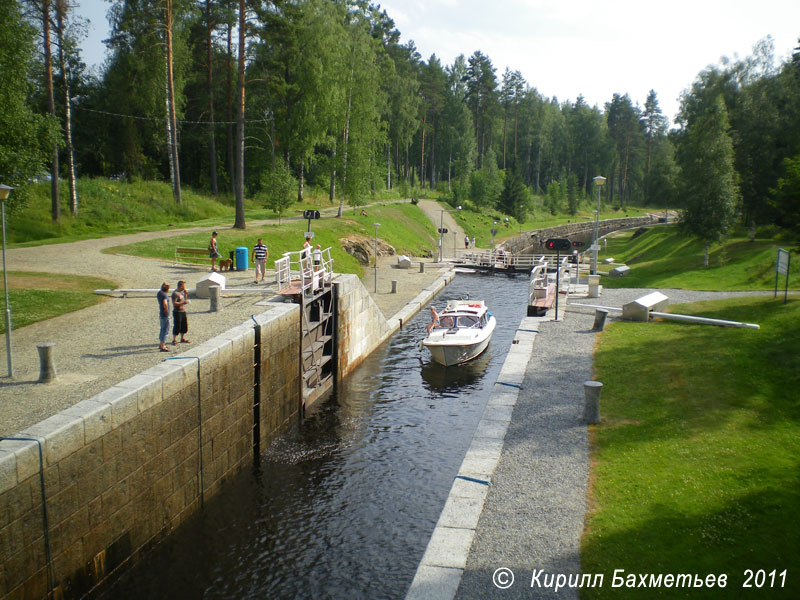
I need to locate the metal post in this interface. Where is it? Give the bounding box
[438,211,444,262]
[592,195,599,275]
[373,223,380,293]
[2,200,13,378]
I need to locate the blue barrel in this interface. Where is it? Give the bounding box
[235,246,248,271]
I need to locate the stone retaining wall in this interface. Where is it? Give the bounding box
[0,303,300,599]
[502,215,659,254]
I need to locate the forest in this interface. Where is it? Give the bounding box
[1,0,799,242]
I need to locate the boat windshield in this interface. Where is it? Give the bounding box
[438,314,480,329]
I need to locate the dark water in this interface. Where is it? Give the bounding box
[106,274,527,600]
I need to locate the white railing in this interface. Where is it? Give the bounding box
[275,247,334,298]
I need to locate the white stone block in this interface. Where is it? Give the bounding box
[20,413,84,466]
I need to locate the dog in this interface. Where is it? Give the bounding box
[218,258,233,272]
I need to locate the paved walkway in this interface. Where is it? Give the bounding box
[0,208,452,436]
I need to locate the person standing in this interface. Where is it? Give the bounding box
[157,282,171,352]
[171,280,190,345]
[209,231,221,271]
[464,235,469,249]
[313,244,322,271]
[471,236,476,249]
[253,238,268,283]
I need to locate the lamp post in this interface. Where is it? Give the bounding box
[592,176,606,275]
[373,222,380,293]
[438,205,461,261]
[491,221,497,250]
[1,184,14,378]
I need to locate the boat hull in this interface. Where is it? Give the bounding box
[422,317,496,367]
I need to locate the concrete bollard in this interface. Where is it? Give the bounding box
[419,261,425,273]
[37,342,57,383]
[588,274,601,298]
[592,309,609,331]
[209,285,221,312]
[583,381,603,424]
[391,280,397,294]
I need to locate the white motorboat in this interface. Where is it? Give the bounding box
[422,300,496,366]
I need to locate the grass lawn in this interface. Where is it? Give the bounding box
[0,272,116,333]
[108,202,437,278]
[599,227,800,291]
[582,296,800,598]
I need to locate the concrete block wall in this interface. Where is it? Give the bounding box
[0,303,299,599]
[334,274,392,380]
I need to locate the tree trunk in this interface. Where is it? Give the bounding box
[419,112,426,188]
[233,0,246,229]
[337,66,353,218]
[386,142,390,190]
[42,0,60,221]
[165,0,182,205]
[703,243,709,267]
[329,139,337,205]
[206,0,218,196]
[226,22,235,195]
[55,1,78,215]
[297,159,304,203]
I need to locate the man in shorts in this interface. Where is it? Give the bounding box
[253,238,268,283]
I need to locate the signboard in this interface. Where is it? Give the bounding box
[589,244,601,252]
[777,249,790,275]
[775,248,791,304]
[303,210,321,220]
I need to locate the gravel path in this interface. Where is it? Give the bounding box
[455,287,766,599]
[0,215,449,436]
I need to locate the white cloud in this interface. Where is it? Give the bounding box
[378,0,800,123]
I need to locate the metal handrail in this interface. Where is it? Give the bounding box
[275,247,334,300]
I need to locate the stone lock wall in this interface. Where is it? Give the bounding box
[334,274,392,380]
[0,303,300,599]
[502,215,659,254]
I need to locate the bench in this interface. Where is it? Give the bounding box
[174,247,214,265]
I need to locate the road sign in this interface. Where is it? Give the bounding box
[303,210,321,220]
[776,248,791,304]
[590,244,601,252]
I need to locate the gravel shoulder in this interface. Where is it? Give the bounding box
[456,287,767,599]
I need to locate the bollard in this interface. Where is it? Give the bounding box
[588,274,600,298]
[209,285,221,312]
[37,342,57,383]
[391,280,397,294]
[583,381,602,424]
[419,261,425,273]
[592,308,609,331]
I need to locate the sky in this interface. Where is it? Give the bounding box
[76,0,800,125]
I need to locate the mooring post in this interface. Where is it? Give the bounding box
[583,381,602,424]
[419,261,425,273]
[37,342,57,383]
[588,274,601,298]
[391,280,397,294]
[592,308,609,331]
[209,285,221,312]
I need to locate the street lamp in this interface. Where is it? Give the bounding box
[438,205,461,262]
[1,184,15,378]
[491,221,498,250]
[373,222,380,293]
[592,176,606,275]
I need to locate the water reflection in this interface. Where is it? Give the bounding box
[104,274,527,600]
